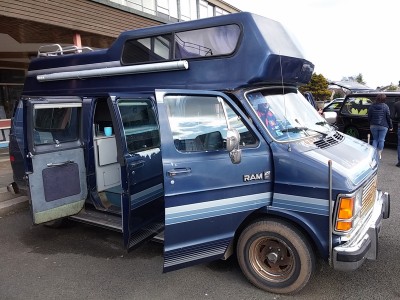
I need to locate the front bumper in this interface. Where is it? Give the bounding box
[332,190,390,271]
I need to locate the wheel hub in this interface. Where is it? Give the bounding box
[249,237,295,282]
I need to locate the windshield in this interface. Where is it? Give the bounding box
[246,88,332,142]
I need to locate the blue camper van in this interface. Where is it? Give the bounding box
[10,12,390,294]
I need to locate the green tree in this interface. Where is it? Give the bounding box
[386,84,398,91]
[355,73,365,84]
[342,73,366,84]
[332,90,345,99]
[299,73,331,101]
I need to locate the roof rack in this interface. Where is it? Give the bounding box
[37,44,93,57]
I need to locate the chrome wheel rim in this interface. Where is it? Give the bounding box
[249,236,295,282]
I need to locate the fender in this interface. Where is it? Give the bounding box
[259,206,331,259]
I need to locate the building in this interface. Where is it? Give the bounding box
[0,0,240,119]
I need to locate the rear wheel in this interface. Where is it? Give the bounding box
[344,126,359,139]
[44,218,68,228]
[237,219,315,294]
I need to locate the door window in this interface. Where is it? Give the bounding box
[341,97,372,116]
[118,99,160,153]
[164,94,257,152]
[33,103,81,146]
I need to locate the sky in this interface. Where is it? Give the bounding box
[224,0,400,89]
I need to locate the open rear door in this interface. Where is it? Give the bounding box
[26,97,87,224]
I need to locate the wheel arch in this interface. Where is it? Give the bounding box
[231,207,328,262]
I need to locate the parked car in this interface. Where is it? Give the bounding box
[323,97,344,112]
[336,92,400,145]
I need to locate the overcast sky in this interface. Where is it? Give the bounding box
[224,0,400,89]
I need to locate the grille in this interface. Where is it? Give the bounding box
[361,175,377,217]
[314,132,344,149]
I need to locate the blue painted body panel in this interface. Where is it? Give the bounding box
[13,11,380,273]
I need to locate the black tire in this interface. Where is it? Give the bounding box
[237,219,315,294]
[44,218,68,228]
[344,126,359,139]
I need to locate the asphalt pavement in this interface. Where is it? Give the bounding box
[0,146,399,299]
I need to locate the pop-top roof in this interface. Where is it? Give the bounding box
[24,12,314,96]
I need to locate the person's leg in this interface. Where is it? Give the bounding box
[370,126,378,148]
[377,126,388,158]
[377,126,388,150]
[397,127,400,166]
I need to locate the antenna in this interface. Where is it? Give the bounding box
[279,52,291,152]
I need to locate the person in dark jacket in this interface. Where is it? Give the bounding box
[393,100,400,166]
[367,93,393,159]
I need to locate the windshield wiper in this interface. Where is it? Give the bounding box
[282,126,329,136]
[315,120,337,132]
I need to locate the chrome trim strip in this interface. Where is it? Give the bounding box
[36,60,189,82]
[27,60,121,77]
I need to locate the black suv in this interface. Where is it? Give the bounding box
[336,92,400,145]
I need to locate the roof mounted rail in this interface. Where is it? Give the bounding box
[37,44,94,57]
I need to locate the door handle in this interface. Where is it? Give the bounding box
[46,160,73,167]
[131,160,145,168]
[167,168,191,176]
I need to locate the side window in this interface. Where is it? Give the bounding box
[33,104,80,146]
[118,100,160,153]
[121,25,241,64]
[122,34,172,65]
[164,95,257,152]
[174,25,240,59]
[342,97,371,116]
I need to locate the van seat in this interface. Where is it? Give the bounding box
[204,131,223,150]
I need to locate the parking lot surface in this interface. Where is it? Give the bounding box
[0,147,399,299]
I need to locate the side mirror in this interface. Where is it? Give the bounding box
[323,111,337,125]
[226,128,240,152]
[226,128,241,164]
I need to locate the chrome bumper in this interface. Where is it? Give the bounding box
[332,190,390,271]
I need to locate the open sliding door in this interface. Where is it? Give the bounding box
[107,95,164,251]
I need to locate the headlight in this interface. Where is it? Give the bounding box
[335,190,362,233]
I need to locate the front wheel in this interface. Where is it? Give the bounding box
[43,218,68,228]
[237,219,315,294]
[344,126,360,139]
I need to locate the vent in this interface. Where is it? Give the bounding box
[314,132,344,149]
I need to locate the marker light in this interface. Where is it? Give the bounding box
[338,197,354,219]
[335,196,357,232]
[336,221,352,231]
